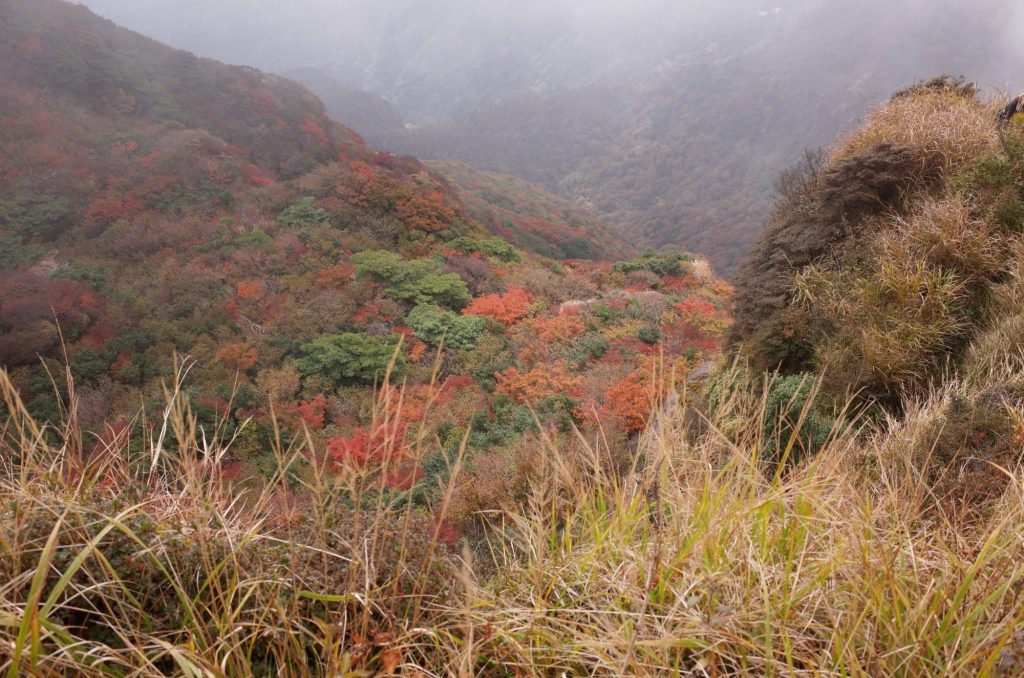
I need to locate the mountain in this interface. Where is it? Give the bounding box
[376,0,1018,274]
[0,0,729,486]
[75,0,1023,275]
[6,4,1024,676]
[283,68,405,141]
[5,66,1024,676]
[426,160,628,260]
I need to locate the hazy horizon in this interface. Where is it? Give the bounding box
[74,0,1024,273]
[77,0,1024,126]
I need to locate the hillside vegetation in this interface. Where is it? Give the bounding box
[3,0,1024,674]
[0,0,729,490]
[427,160,629,260]
[71,0,1021,275]
[733,75,1024,512]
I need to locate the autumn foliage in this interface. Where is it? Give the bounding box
[0,0,734,519]
[216,343,258,371]
[531,314,586,343]
[463,285,535,325]
[599,373,657,432]
[495,361,585,404]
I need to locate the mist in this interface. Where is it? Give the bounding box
[74,0,812,123]
[77,0,1024,272]
[76,0,1024,122]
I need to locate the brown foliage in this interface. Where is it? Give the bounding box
[730,141,939,372]
[831,82,994,173]
[495,361,584,404]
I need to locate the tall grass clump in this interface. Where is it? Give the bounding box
[3,356,1024,675]
[735,77,1024,410]
[831,76,997,172]
[0,360,469,676]
[453,363,1024,675]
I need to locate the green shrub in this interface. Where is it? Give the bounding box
[637,324,661,345]
[406,304,485,350]
[448,236,522,262]
[352,250,471,308]
[570,333,609,368]
[297,332,404,385]
[0,193,72,239]
[0,232,43,271]
[591,304,620,324]
[277,196,329,227]
[56,263,114,294]
[614,250,689,277]
[761,373,835,471]
[234,229,273,249]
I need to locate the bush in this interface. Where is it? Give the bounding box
[0,193,73,239]
[637,324,661,345]
[760,373,836,471]
[614,250,690,277]
[0,232,43,271]
[277,196,330,226]
[570,333,609,368]
[448,236,522,262]
[297,332,404,385]
[406,304,485,350]
[352,250,471,309]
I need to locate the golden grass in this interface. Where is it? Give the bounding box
[1,358,1023,676]
[830,89,999,172]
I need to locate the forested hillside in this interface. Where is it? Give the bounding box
[77,0,1023,274]
[0,0,728,500]
[426,160,628,260]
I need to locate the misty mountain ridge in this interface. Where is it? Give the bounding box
[76,0,804,124]
[78,0,1024,274]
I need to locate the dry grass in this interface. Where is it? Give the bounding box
[891,195,1010,284]
[2,358,1024,676]
[792,189,1016,400]
[796,252,969,396]
[831,87,998,173]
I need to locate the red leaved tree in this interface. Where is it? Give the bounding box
[495,361,584,404]
[463,285,535,325]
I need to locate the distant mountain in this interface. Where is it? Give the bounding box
[428,160,628,260]
[376,0,1017,274]
[283,68,405,140]
[78,0,1023,275]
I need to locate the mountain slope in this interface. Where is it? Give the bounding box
[427,160,629,260]
[76,0,1023,275]
[0,0,730,491]
[4,72,1024,677]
